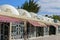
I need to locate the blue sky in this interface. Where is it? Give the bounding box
[37,0,60,15]
[0,0,26,7]
[0,0,60,15]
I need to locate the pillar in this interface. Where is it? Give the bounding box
[24,21,27,40]
[0,23,1,40]
[56,27,58,35]
[9,22,12,40]
[30,24,31,37]
[34,26,36,37]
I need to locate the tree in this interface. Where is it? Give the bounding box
[45,15,48,17]
[45,15,52,18]
[20,0,40,13]
[52,15,60,21]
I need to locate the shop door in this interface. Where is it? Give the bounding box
[49,26,56,35]
[0,22,10,40]
[36,27,44,36]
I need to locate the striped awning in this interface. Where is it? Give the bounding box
[28,20,47,27]
[0,15,21,22]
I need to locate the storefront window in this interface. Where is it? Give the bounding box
[11,22,24,39]
[36,27,44,36]
[30,25,36,37]
[27,23,36,38]
[44,27,49,35]
[58,26,60,33]
[49,26,56,35]
[12,25,16,36]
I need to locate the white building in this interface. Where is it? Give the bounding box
[0,4,60,40]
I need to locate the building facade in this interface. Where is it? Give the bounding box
[0,4,60,40]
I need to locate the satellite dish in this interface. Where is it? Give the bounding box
[18,9,31,18]
[0,4,19,15]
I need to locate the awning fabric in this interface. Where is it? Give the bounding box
[0,15,21,22]
[28,20,47,27]
[28,20,41,27]
[52,25,58,28]
[38,22,47,27]
[44,23,51,27]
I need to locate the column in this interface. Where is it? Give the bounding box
[44,27,45,35]
[24,21,27,40]
[56,27,58,35]
[0,23,1,40]
[30,24,31,37]
[34,27,36,37]
[9,22,12,40]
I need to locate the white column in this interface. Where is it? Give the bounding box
[34,27,36,37]
[44,27,46,35]
[9,22,12,40]
[56,27,58,35]
[24,21,27,40]
[35,27,36,37]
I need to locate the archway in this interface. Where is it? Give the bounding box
[0,22,10,40]
[49,25,56,35]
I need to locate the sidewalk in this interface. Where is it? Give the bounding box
[12,35,60,40]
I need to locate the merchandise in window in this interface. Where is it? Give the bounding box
[11,22,24,39]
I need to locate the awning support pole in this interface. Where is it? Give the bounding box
[30,24,31,37]
[9,22,12,40]
[24,21,27,40]
[35,26,36,37]
[56,27,58,35]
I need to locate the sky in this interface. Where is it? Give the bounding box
[37,0,60,16]
[0,0,60,16]
[0,0,26,7]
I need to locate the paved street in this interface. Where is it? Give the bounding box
[28,35,60,40]
[12,35,60,40]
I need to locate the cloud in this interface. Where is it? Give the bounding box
[37,0,60,15]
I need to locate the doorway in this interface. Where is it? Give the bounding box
[49,25,56,35]
[36,27,44,36]
[0,22,10,40]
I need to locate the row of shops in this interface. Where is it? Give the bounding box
[11,20,60,39]
[0,15,60,40]
[0,4,60,40]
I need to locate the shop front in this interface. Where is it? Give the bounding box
[27,20,47,38]
[11,22,24,39]
[0,22,10,40]
[0,15,21,40]
[49,25,56,35]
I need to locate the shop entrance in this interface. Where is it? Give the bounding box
[49,25,56,35]
[36,27,44,36]
[0,22,10,40]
